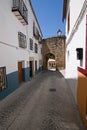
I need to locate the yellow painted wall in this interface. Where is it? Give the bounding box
[77,71,87,128]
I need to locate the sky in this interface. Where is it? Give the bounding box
[31,0,66,39]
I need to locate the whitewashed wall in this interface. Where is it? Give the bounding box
[26,0,42,71]
[65,0,86,102]
[66,0,86,79]
[0,0,42,74]
[66,0,85,39]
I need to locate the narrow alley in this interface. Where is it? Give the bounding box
[0,71,86,130]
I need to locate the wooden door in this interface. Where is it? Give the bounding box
[18,62,23,83]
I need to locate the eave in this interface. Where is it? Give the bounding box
[62,0,67,22]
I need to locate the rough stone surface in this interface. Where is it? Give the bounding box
[41,36,66,70]
[0,70,86,130]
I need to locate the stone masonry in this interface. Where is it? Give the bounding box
[41,36,66,70]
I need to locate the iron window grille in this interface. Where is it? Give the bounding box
[76,48,83,60]
[18,32,27,48]
[35,43,38,53]
[0,67,6,91]
[39,36,42,43]
[33,23,40,40]
[39,60,42,66]
[41,48,42,54]
[30,38,33,50]
[12,0,28,25]
[35,60,37,71]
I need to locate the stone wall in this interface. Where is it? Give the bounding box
[41,36,66,70]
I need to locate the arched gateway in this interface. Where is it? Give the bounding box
[41,36,66,70]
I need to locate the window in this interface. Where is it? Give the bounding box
[67,8,70,33]
[41,48,42,54]
[12,0,28,25]
[76,48,83,60]
[33,22,40,40]
[30,38,33,50]
[35,60,37,72]
[67,50,70,61]
[18,32,27,48]
[35,43,38,53]
[0,67,6,91]
[39,60,42,66]
[76,48,83,66]
[39,36,42,43]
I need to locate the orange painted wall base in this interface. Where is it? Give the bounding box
[77,71,87,128]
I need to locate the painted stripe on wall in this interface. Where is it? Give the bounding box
[22,67,30,82]
[0,71,19,100]
[0,67,42,100]
[77,71,87,128]
[35,67,42,74]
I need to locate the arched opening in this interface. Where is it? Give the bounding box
[43,53,56,70]
[47,58,56,71]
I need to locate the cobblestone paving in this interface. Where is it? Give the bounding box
[0,70,86,130]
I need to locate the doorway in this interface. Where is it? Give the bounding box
[30,61,33,77]
[18,62,23,83]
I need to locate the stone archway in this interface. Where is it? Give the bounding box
[41,36,66,70]
[43,53,55,70]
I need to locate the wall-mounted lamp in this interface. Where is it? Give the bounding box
[57,29,62,37]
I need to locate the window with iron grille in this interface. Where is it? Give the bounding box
[35,60,37,72]
[12,0,28,25]
[33,22,39,40]
[18,32,27,48]
[35,43,38,53]
[41,48,42,54]
[67,8,70,33]
[30,38,33,50]
[0,67,6,91]
[39,60,42,66]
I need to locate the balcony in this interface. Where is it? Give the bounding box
[18,32,27,48]
[12,0,28,25]
[39,36,42,43]
[33,25,40,40]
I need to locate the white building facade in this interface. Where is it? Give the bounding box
[0,0,42,99]
[63,0,87,100]
[63,0,87,78]
[63,0,87,127]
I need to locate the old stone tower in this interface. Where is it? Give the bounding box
[41,34,66,70]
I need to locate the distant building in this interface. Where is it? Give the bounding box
[63,0,87,128]
[0,0,42,99]
[47,59,56,71]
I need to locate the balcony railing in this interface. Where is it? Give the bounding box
[18,32,27,48]
[12,0,28,25]
[39,36,42,43]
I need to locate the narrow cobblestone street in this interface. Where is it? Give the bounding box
[0,71,86,130]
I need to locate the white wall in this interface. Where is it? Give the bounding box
[65,0,86,102]
[0,0,42,74]
[26,0,42,71]
[66,0,85,39]
[66,0,86,79]
[0,0,27,47]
